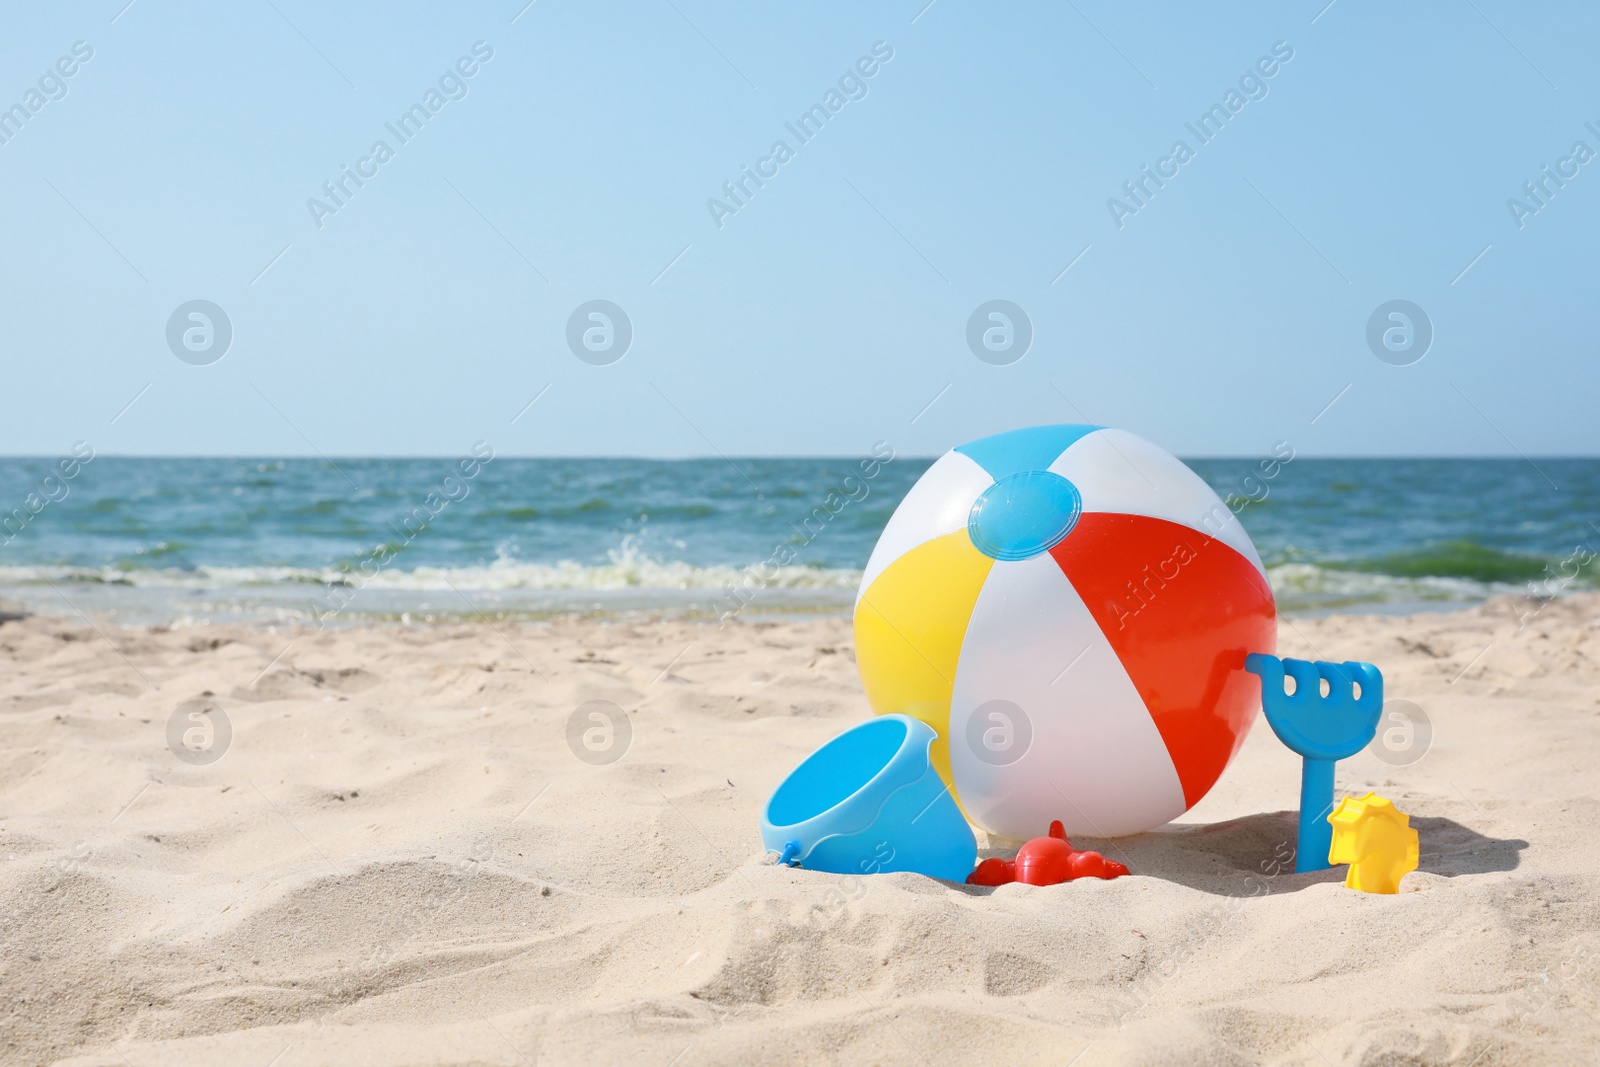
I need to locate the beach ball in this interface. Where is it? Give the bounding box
[853,424,1276,839]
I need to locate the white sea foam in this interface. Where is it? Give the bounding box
[0,541,861,594]
[1264,562,1522,612]
[0,556,1561,619]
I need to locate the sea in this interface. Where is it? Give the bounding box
[1,455,1595,626]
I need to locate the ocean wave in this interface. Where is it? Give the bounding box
[0,549,862,594]
[1314,540,1577,584]
[1263,562,1525,611]
[2,547,1587,614]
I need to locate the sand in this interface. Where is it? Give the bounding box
[2,592,1598,1067]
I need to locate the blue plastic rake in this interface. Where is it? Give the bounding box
[1245,654,1383,873]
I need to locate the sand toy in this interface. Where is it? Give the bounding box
[1246,654,1383,872]
[1328,792,1419,894]
[966,820,1131,886]
[762,715,976,881]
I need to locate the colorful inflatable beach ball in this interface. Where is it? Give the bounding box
[853,424,1276,840]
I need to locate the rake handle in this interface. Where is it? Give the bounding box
[1297,757,1335,873]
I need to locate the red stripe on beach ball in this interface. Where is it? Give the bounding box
[1049,512,1277,809]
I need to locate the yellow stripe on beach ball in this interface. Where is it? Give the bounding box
[852,528,994,795]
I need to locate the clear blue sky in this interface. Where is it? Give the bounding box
[2,0,1596,458]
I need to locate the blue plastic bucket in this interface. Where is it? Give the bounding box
[761,715,976,882]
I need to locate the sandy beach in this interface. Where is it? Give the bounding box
[2,593,1597,1066]
[6,1,1596,1063]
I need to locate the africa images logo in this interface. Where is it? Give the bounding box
[705,41,894,229]
[566,300,633,365]
[166,300,233,365]
[1106,41,1294,229]
[1365,300,1433,367]
[966,300,1032,365]
[0,40,93,149]
[305,41,495,229]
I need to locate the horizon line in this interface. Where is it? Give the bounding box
[2,452,1598,462]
